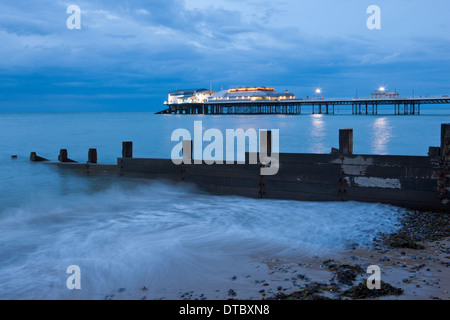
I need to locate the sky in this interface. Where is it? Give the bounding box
[0,0,449,112]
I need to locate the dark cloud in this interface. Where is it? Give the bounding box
[0,0,449,111]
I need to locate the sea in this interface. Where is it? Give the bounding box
[0,106,449,299]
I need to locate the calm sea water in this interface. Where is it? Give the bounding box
[0,108,449,299]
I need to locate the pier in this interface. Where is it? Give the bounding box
[30,123,450,213]
[157,97,450,115]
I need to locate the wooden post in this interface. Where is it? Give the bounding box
[58,149,68,162]
[339,129,353,155]
[30,152,48,162]
[428,147,440,157]
[331,147,340,154]
[58,149,76,163]
[182,140,193,164]
[88,148,97,164]
[259,130,272,156]
[441,124,450,161]
[122,142,133,158]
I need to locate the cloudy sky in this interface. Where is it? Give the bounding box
[0,0,449,112]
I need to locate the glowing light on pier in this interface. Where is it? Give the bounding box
[228,87,274,93]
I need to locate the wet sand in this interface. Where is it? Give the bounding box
[259,237,450,300]
[103,211,449,300]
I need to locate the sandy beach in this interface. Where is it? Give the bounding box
[100,210,449,301]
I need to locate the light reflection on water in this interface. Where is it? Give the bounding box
[308,114,326,153]
[371,117,392,155]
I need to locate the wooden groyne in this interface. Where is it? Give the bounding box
[30,124,450,213]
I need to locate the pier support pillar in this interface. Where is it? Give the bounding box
[339,129,353,155]
[122,142,133,159]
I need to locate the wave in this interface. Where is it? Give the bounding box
[0,179,404,299]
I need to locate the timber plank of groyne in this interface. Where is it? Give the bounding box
[51,163,119,176]
[117,171,182,181]
[276,153,439,168]
[118,158,261,178]
[183,175,261,190]
[274,162,437,180]
[343,185,439,204]
[263,178,437,201]
[264,170,438,189]
[114,154,448,212]
[263,179,344,196]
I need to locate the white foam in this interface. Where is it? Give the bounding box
[0,180,404,299]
